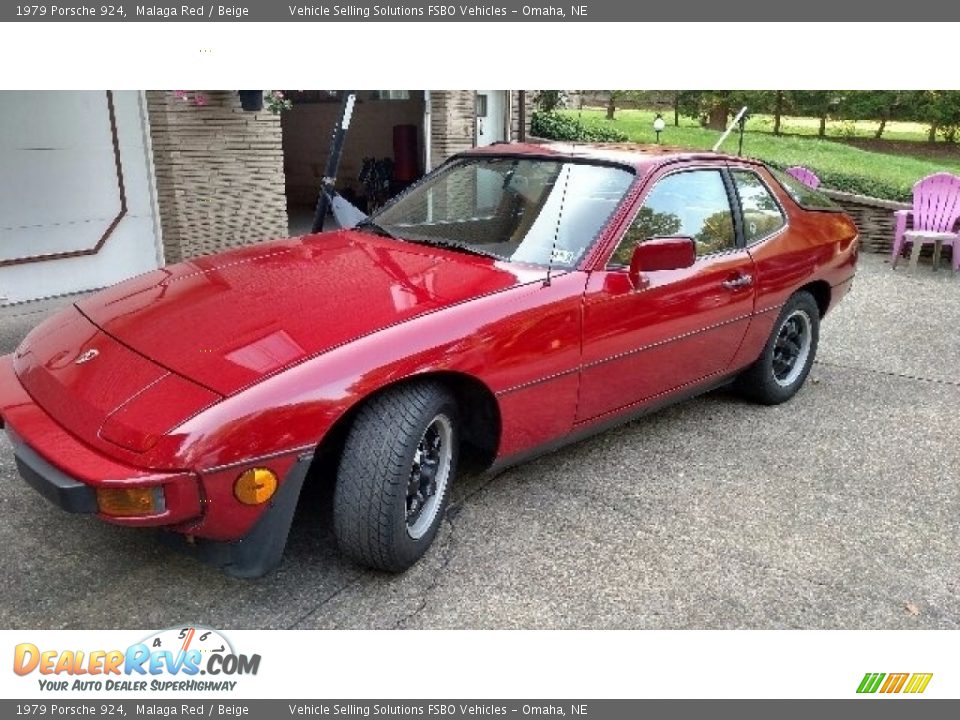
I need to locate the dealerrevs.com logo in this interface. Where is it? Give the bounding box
[13,627,260,692]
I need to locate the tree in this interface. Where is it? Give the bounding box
[534,91,567,113]
[772,91,787,135]
[790,91,838,137]
[702,91,732,131]
[606,91,625,120]
[911,91,960,143]
[840,91,903,139]
[675,91,704,126]
[673,91,732,130]
[736,91,776,129]
[673,91,773,131]
[603,91,649,120]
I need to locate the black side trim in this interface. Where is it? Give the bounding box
[161,453,313,579]
[496,367,579,397]
[487,371,737,476]
[11,433,98,514]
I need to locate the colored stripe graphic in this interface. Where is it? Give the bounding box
[880,673,909,693]
[903,673,933,694]
[857,672,932,694]
[857,673,885,693]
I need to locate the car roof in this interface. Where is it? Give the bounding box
[460,141,759,173]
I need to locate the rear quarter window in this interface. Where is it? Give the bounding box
[731,170,785,243]
[770,168,842,211]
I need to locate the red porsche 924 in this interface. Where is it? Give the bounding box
[0,143,858,576]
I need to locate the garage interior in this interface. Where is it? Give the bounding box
[280,90,518,235]
[282,91,424,234]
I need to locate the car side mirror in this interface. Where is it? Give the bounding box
[628,236,696,287]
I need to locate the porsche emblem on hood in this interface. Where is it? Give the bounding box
[74,348,100,365]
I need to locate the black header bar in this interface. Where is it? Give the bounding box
[2,2,953,21]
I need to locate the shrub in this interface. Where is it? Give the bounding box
[818,172,912,202]
[835,120,859,139]
[531,111,628,143]
[765,161,912,202]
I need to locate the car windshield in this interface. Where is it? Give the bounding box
[370,157,635,268]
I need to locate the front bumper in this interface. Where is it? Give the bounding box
[1,353,313,576]
[13,432,98,514]
[0,355,202,527]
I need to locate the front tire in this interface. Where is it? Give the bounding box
[735,291,820,405]
[334,382,459,572]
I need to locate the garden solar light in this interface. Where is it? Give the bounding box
[653,113,665,143]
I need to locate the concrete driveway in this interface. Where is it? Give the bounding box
[1,254,958,629]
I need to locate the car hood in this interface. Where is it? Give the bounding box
[75,230,534,396]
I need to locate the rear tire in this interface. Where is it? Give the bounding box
[735,291,820,405]
[333,382,459,572]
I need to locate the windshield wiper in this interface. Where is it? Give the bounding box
[408,238,504,260]
[355,219,399,240]
[358,221,502,260]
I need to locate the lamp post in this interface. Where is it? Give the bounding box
[653,113,665,144]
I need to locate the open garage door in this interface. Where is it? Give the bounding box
[0,91,162,304]
[281,91,427,234]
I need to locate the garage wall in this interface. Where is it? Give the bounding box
[429,91,477,171]
[0,90,162,305]
[511,90,536,142]
[146,91,289,264]
[430,90,535,169]
[281,93,425,206]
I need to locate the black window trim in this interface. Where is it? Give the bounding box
[727,166,790,247]
[719,168,746,250]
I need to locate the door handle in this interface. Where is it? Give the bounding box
[722,273,753,290]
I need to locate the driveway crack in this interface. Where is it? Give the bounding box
[285,573,365,629]
[814,359,960,387]
[394,514,458,629]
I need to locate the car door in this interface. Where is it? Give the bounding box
[577,165,757,422]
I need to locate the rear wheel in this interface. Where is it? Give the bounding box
[735,291,820,405]
[333,382,459,572]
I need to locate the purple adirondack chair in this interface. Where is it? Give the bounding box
[785,166,821,189]
[891,172,960,272]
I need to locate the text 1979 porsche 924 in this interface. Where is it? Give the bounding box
[0,143,858,576]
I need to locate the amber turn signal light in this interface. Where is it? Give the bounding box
[234,468,278,505]
[97,486,165,517]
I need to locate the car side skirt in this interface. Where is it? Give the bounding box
[487,370,740,476]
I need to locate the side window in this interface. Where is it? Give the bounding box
[609,169,735,266]
[732,171,786,243]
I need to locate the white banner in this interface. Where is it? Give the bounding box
[2,629,954,699]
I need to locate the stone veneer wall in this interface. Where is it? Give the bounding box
[145,90,288,264]
[821,190,909,256]
[509,90,536,142]
[429,91,478,171]
[429,91,535,170]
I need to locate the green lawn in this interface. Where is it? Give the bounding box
[745,114,931,142]
[554,108,960,202]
